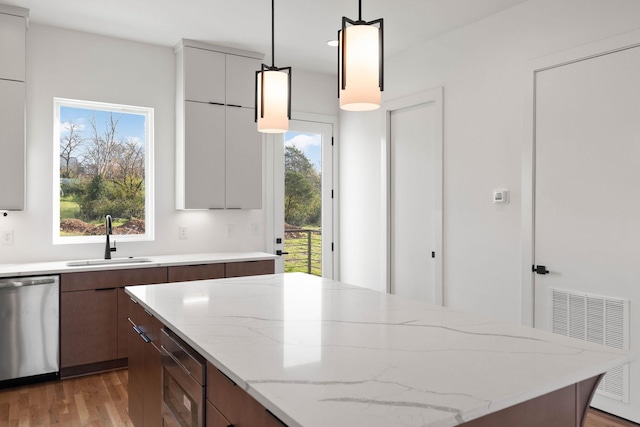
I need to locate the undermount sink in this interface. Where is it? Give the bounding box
[66,257,153,267]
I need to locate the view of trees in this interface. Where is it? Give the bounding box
[285,145,321,227]
[59,108,146,237]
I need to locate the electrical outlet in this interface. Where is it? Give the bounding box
[1,229,14,246]
[251,223,260,236]
[179,225,188,240]
[226,224,235,238]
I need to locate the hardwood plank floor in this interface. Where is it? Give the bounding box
[0,369,637,426]
[0,370,132,427]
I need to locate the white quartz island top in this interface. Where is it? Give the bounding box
[126,273,634,427]
[0,252,276,278]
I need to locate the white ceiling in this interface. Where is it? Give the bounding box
[5,0,529,74]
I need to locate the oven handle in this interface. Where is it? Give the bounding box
[160,344,192,376]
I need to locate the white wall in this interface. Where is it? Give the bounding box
[0,24,336,264]
[339,0,640,322]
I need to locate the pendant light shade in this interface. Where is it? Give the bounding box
[255,0,291,133]
[338,0,384,111]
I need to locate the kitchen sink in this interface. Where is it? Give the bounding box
[66,257,153,267]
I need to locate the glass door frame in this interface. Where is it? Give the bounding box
[265,112,339,279]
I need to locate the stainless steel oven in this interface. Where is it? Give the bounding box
[160,328,206,427]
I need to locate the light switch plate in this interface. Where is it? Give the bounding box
[179,225,188,240]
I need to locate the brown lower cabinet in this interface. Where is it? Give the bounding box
[60,288,118,369]
[128,296,163,427]
[60,267,167,377]
[60,260,274,378]
[206,364,287,426]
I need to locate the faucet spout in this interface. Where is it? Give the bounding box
[104,215,116,259]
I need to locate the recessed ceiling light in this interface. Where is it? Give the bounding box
[326,40,339,47]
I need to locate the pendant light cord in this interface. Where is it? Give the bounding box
[358,0,362,21]
[271,0,275,67]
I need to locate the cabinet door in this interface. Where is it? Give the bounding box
[225,260,274,278]
[167,263,225,282]
[60,289,118,367]
[128,314,145,427]
[183,47,225,104]
[117,288,130,359]
[0,79,24,210]
[225,107,262,209]
[184,101,226,209]
[0,13,26,82]
[226,55,260,108]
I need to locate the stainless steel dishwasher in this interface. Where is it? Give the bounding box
[0,275,60,386]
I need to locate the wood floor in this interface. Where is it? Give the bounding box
[0,370,132,427]
[0,369,637,427]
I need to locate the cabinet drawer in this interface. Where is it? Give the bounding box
[61,267,167,292]
[206,400,232,427]
[225,260,274,278]
[167,263,225,283]
[129,296,163,343]
[207,365,243,421]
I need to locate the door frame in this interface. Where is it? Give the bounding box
[382,88,444,305]
[521,29,640,327]
[265,112,340,279]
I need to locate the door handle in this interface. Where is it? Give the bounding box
[276,250,289,256]
[533,265,549,275]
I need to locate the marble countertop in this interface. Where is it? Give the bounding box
[125,273,635,427]
[0,252,277,278]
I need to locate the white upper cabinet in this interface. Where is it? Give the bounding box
[226,55,259,108]
[183,47,225,104]
[226,106,262,209]
[175,40,264,210]
[0,11,26,82]
[182,101,226,209]
[0,80,25,210]
[0,5,27,211]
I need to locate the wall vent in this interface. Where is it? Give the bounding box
[550,288,629,403]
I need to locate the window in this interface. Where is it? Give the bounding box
[53,98,154,244]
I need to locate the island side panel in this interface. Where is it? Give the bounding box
[460,375,603,427]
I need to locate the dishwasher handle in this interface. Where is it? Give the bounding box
[0,277,57,289]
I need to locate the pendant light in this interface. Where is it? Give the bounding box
[255,0,292,133]
[338,0,384,111]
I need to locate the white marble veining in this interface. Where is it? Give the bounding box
[126,273,635,427]
[0,252,276,278]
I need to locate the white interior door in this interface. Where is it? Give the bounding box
[385,89,443,305]
[533,45,640,423]
[270,118,335,278]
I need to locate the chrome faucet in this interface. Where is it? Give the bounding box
[104,215,116,259]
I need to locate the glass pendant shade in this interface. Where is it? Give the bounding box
[257,69,290,133]
[339,24,381,111]
[255,0,292,134]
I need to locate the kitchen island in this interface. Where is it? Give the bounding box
[125,273,634,427]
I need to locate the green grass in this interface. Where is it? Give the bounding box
[284,229,322,276]
[60,197,80,219]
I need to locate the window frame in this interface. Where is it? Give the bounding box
[52,97,155,245]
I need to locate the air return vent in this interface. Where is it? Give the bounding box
[550,288,629,402]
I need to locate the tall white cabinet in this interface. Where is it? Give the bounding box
[175,40,264,210]
[0,5,28,211]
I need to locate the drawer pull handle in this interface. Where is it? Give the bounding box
[160,344,191,376]
[140,332,151,343]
